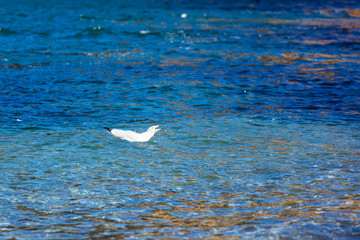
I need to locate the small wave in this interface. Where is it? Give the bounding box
[0,28,17,35]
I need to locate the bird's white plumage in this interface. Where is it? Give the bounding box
[106,125,160,142]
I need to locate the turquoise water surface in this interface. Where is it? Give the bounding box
[1,0,360,239]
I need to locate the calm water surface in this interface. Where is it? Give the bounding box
[1,0,360,239]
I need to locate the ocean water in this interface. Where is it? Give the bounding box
[1,0,360,239]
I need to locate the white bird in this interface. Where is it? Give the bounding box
[104,125,161,142]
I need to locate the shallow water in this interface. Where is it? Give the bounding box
[1,0,360,239]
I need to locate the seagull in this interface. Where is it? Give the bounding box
[104,125,161,142]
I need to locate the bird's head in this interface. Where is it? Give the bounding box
[148,125,161,133]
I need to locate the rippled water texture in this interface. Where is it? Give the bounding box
[1,0,360,239]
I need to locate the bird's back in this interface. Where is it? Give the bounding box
[111,129,143,142]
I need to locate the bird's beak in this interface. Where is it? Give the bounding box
[155,125,161,131]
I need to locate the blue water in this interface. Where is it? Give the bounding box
[1,0,360,239]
